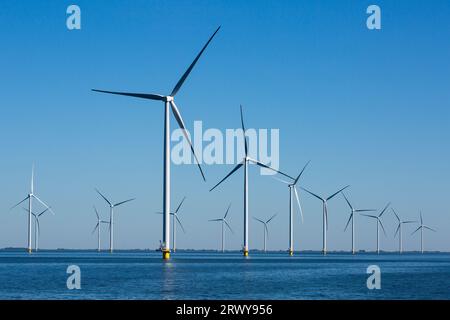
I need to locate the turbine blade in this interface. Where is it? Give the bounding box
[223,203,232,219]
[114,198,135,207]
[10,196,29,210]
[411,226,421,235]
[391,208,400,222]
[36,219,40,237]
[224,219,234,234]
[355,209,377,212]
[170,26,221,97]
[240,105,248,157]
[265,224,269,239]
[176,215,186,233]
[394,224,400,238]
[379,219,387,237]
[170,100,206,181]
[325,203,329,230]
[209,162,243,192]
[31,164,34,194]
[294,160,310,185]
[247,158,294,180]
[95,189,112,206]
[424,226,436,232]
[379,202,391,217]
[253,217,265,224]
[293,187,304,223]
[32,195,54,215]
[93,205,99,220]
[272,177,290,184]
[327,185,350,201]
[403,220,417,224]
[38,208,49,217]
[208,218,222,222]
[420,211,423,225]
[361,214,378,219]
[266,213,278,224]
[300,187,324,202]
[92,222,99,235]
[344,213,352,232]
[341,192,353,211]
[175,196,187,214]
[91,89,165,101]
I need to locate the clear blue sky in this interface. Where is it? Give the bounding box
[0,0,449,251]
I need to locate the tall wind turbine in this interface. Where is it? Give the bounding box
[22,207,50,252]
[210,105,293,257]
[208,203,234,252]
[341,192,376,254]
[391,208,416,254]
[95,189,135,253]
[411,211,436,254]
[11,165,54,253]
[273,161,309,256]
[92,27,220,260]
[301,185,350,255]
[361,203,390,254]
[92,206,110,252]
[253,213,278,252]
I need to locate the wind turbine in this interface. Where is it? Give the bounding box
[95,189,135,253]
[92,206,110,252]
[208,203,233,252]
[301,185,350,255]
[156,197,187,252]
[411,211,436,254]
[391,208,416,254]
[92,27,220,260]
[22,207,50,252]
[341,192,376,254]
[253,213,278,252]
[11,165,54,253]
[210,105,293,257]
[273,161,310,255]
[361,203,390,254]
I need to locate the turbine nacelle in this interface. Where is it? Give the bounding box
[164,96,174,102]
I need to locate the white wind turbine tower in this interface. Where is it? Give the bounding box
[391,208,416,254]
[208,203,234,252]
[156,197,187,252]
[361,203,390,254]
[11,165,54,253]
[92,27,220,260]
[341,192,376,254]
[210,105,293,257]
[22,207,50,252]
[92,206,110,252]
[253,213,278,252]
[301,185,350,255]
[273,161,309,255]
[411,211,436,254]
[96,189,135,253]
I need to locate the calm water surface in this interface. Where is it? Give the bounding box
[0,251,449,299]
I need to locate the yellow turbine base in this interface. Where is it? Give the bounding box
[289,250,294,256]
[243,250,249,257]
[28,248,32,254]
[163,250,171,260]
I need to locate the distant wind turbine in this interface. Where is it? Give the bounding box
[253,213,278,252]
[96,189,135,253]
[361,203,390,254]
[22,207,51,252]
[301,185,350,255]
[273,161,310,255]
[92,206,110,252]
[92,27,220,260]
[341,192,376,254]
[210,105,293,257]
[411,211,436,254]
[156,197,187,252]
[391,208,416,254]
[208,203,234,252]
[11,165,54,253]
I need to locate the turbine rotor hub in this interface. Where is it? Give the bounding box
[165,96,174,102]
